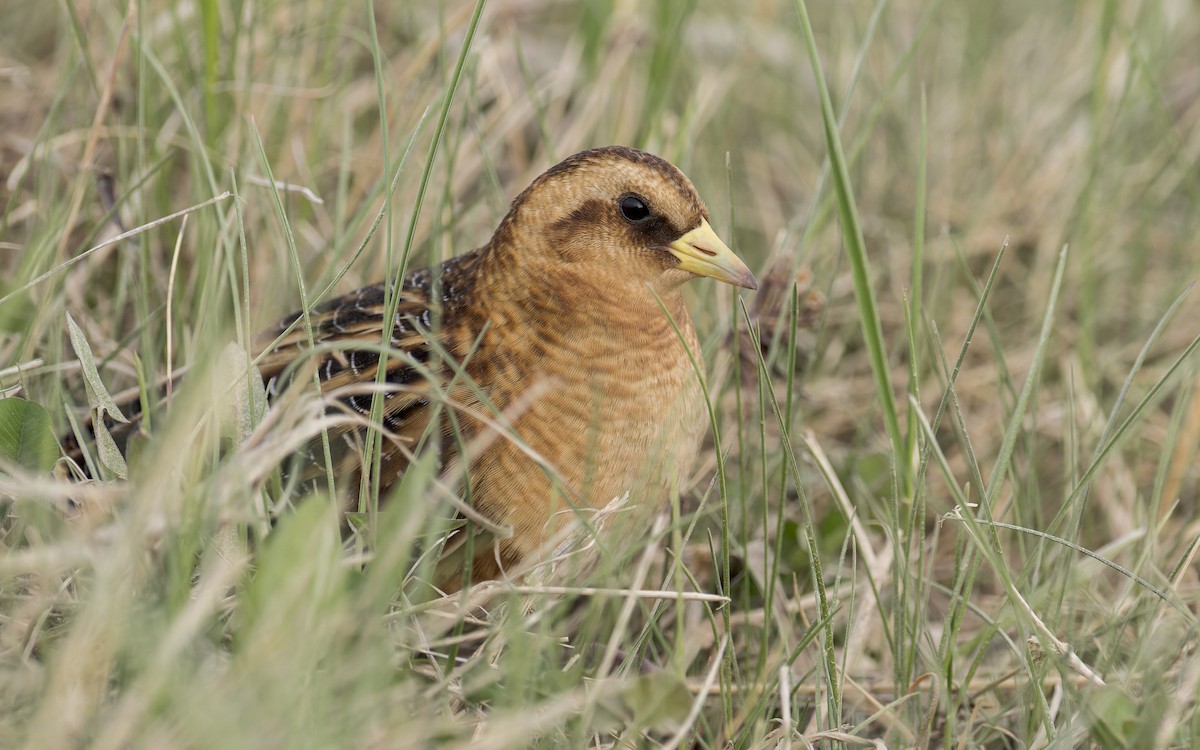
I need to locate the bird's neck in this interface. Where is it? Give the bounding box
[472,243,691,339]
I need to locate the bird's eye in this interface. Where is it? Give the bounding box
[619,194,651,222]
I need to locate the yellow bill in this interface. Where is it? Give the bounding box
[669,218,758,290]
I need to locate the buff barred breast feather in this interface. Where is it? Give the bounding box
[66,146,757,592]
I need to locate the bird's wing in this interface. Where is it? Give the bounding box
[253,252,488,498]
[254,282,447,493]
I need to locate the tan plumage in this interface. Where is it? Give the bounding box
[76,146,758,591]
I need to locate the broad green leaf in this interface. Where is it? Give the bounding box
[1087,686,1138,749]
[0,283,34,334]
[214,341,267,444]
[623,671,693,733]
[238,497,342,653]
[0,397,58,473]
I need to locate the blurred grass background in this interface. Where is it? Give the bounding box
[2,0,1199,747]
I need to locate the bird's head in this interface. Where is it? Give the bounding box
[492,146,758,293]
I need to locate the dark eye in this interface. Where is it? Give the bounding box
[619,194,651,222]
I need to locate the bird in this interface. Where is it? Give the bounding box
[70,146,758,592]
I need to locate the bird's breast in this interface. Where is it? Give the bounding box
[463,295,706,559]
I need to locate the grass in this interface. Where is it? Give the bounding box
[2,0,1200,747]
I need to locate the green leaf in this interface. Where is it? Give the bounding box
[65,312,127,423]
[622,671,693,734]
[238,497,342,649]
[232,496,373,719]
[0,282,34,334]
[214,342,267,444]
[0,397,59,473]
[1087,686,1139,749]
[94,414,128,480]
